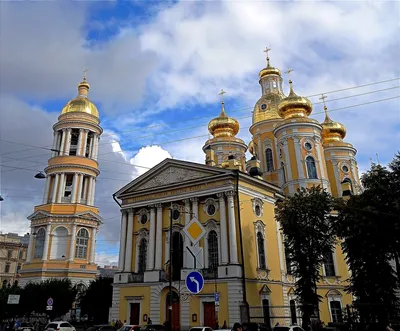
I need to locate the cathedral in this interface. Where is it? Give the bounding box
[20,75,103,288]
[110,51,361,329]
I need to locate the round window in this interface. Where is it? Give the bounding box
[261,104,267,110]
[172,209,180,221]
[304,142,312,151]
[342,165,349,173]
[140,214,148,225]
[255,205,261,217]
[207,204,216,216]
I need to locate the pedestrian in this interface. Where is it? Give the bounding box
[147,318,152,325]
[222,321,227,329]
[232,323,242,331]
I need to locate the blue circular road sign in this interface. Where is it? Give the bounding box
[47,297,53,306]
[185,271,204,294]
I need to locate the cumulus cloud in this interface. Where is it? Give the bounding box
[130,145,172,176]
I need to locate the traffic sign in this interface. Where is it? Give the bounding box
[214,292,219,302]
[46,306,53,311]
[185,271,204,294]
[183,217,207,245]
[47,297,53,306]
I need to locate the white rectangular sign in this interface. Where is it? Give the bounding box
[7,295,20,304]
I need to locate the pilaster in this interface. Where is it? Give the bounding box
[217,193,228,265]
[226,191,238,264]
[124,210,134,272]
[148,206,156,270]
[69,224,77,261]
[154,204,163,270]
[118,211,128,271]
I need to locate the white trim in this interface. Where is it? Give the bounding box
[204,220,220,268]
[51,225,70,235]
[135,229,149,273]
[199,296,215,325]
[327,290,343,323]
[254,220,268,269]
[238,186,275,205]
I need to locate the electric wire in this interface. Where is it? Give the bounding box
[0,78,398,158]
[0,94,399,175]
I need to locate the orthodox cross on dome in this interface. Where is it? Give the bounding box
[218,89,227,101]
[83,68,88,80]
[284,68,293,81]
[264,47,271,66]
[319,94,329,115]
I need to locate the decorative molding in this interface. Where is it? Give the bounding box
[203,198,219,216]
[251,198,264,217]
[45,164,100,176]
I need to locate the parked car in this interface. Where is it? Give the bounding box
[86,325,117,331]
[45,322,76,331]
[119,325,141,331]
[140,325,166,331]
[273,326,305,331]
[17,323,34,331]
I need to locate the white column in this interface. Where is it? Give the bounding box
[70,173,78,203]
[82,176,88,203]
[76,129,83,157]
[118,212,128,271]
[124,210,134,272]
[191,197,199,218]
[59,129,66,156]
[87,176,94,205]
[88,134,94,159]
[154,204,163,270]
[217,193,229,265]
[93,136,99,160]
[76,174,83,203]
[81,129,88,156]
[91,178,97,205]
[183,199,191,267]
[54,131,61,157]
[51,131,57,157]
[148,207,156,270]
[51,174,59,203]
[26,227,34,263]
[42,175,51,204]
[90,228,97,263]
[57,173,65,203]
[164,231,170,268]
[64,128,72,156]
[227,191,239,264]
[69,224,77,261]
[293,137,305,179]
[42,224,51,261]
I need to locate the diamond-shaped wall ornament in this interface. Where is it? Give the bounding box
[183,217,207,245]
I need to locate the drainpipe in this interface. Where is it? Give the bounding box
[235,170,249,322]
[113,193,122,207]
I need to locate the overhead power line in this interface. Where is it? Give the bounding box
[0,77,398,159]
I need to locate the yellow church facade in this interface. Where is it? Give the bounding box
[19,76,103,288]
[111,51,361,329]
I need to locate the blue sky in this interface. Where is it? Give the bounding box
[0,0,399,265]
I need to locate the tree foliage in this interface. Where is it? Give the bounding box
[79,277,113,324]
[276,186,337,329]
[335,153,400,325]
[0,278,77,320]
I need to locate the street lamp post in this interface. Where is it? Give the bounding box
[168,204,195,331]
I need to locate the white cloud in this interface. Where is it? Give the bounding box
[95,251,119,267]
[130,145,172,176]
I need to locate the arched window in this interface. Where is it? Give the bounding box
[34,228,45,259]
[171,232,183,281]
[208,231,219,268]
[306,156,318,179]
[75,228,89,259]
[281,162,286,183]
[257,232,266,269]
[342,178,354,194]
[323,251,336,277]
[50,226,68,259]
[265,148,274,172]
[138,238,147,273]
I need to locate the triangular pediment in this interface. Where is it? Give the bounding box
[75,211,103,223]
[115,158,232,197]
[27,210,51,220]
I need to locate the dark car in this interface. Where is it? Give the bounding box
[140,325,166,331]
[17,323,34,331]
[86,325,117,331]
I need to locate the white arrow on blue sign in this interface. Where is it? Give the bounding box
[214,292,219,302]
[47,298,53,306]
[185,271,204,294]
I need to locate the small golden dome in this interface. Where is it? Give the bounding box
[278,80,312,119]
[208,101,240,138]
[321,107,346,143]
[248,140,255,155]
[259,58,281,79]
[61,76,99,118]
[252,94,284,124]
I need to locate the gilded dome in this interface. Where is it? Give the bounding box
[259,58,281,79]
[253,93,284,124]
[208,101,240,138]
[321,107,346,143]
[278,80,312,119]
[61,77,99,118]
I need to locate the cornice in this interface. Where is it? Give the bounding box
[323,145,357,155]
[238,185,276,205]
[18,268,98,275]
[45,164,100,176]
[274,121,322,136]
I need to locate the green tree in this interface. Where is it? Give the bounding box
[19,278,77,318]
[336,154,400,326]
[0,282,23,321]
[79,277,113,324]
[276,186,337,329]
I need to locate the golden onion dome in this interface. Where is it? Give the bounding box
[252,93,284,124]
[278,80,312,119]
[321,106,346,143]
[61,77,99,118]
[248,140,255,155]
[259,57,281,79]
[208,101,240,138]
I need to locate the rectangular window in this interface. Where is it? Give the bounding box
[5,263,11,273]
[75,237,88,259]
[330,300,343,323]
[7,250,13,259]
[324,252,336,277]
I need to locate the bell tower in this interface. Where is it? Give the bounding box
[20,73,103,287]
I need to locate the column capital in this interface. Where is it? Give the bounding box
[148,204,156,210]
[182,198,190,204]
[190,197,199,203]
[155,203,163,209]
[225,190,236,197]
[67,128,72,132]
[217,192,225,199]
